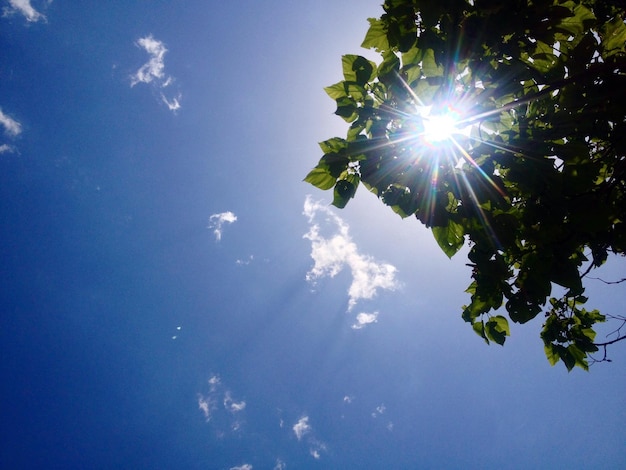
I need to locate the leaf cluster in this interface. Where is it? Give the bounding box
[305,0,626,369]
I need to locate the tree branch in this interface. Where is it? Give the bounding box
[588,276,626,285]
[594,334,626,347]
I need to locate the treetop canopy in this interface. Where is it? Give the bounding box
[305,0,626,370]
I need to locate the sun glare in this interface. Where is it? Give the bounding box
[422,111,459,144]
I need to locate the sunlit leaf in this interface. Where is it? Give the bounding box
[602,16,626,57]
[304,166,336,190]
[431,220,464,258]
[342,55,377,85]
[361,17,389,51]
[421,48,443,77]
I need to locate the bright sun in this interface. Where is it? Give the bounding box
[422,112,458,144]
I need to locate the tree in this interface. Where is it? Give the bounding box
[305,0,626,370]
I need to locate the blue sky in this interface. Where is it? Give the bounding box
[1,1,625,469]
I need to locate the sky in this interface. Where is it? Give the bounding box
[1,1,625,469]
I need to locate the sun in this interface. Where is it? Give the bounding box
[421,108,461,144]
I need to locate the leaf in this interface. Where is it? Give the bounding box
[544,343,560,366]
[473,321,489,344]
[559,346,576,371]
[602,16,626,57]
[318,138,348,154]
[334,96,358,122]
[324,81,348,100]
[485,316,510,345]
[431,220,465,258]
[555,3,594,37]
[421,48,443,78]
[342,55,377,85]
[567,344,589,371]
[332,178,358,208]
[377,51,400,82]
[304,166,336,190]
[361,17,389,52]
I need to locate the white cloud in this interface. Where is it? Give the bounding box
[131,36,168,86]
[343,395,353,404]
[273,459,286,470]
[0,144,15,154]
[197,394,212,421]
[230,465,252,470]
[161,93,181,112]
[291,415,327,460]
[351,311,379,329]
[0,108,22,136]
[208,374,221,392]
[198,375,248,435]
[3,0,46,22]
[208,211,237,241]
[371,404,386,418]
[292,416,311,441]
[224,392,246,412]
[130,35,182,112]
[236,255,254,266]
[303,196,399,310]
[309,440,327,460]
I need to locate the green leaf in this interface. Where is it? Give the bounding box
[472,321,489,344]
[342,55,377,85]
[332,178,358,208]
[318,138,348,154]
[559,346,576,372]
[431,220,465,258]
[421,48,443,78]
[361,17,389,52]
[544,343,560,366]
[334,96,358,122]
[304,166,336,190]
[377,51,400,82]
[602,16,626,57]
[567,344,589,371]
[555,3,595,37]
[324,81,348,100]
[485,316,510,345]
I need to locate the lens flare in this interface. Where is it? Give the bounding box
[423,113,458,143]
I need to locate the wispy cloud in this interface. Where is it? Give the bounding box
[208,211,237,241]
[309,440,327,460]
[3,0,47,23]
[208,374,221,392]
[0,108,22,136]
[161,93,181,112]
[291,415,326,459]
[230,465,252,470]
[0,144,15,154]
[197,395,212,421]
[292,416,311,441]
[0,108,22,154]
[130,35,182,112]
[224,391,246,413]
[273,459,286,470]
[371,404,386,418]
[198,374,247,434]
[236,255,255,266]
[351,311,379,329]
[131,36,167,86]
[303,196,399,310]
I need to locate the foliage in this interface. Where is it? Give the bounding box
[305,0,626,370]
